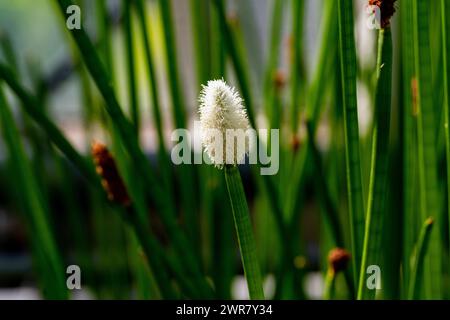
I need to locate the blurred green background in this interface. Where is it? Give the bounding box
[1,0,445,301]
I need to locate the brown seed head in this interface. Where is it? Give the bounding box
[328,248,351,274]
[91,141,131,207]
[273,70,286,91]
[369,0,397,29]
[291,134,301,153]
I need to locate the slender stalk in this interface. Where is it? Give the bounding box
[307,123,344,248]
[158,0,186,129]
[210,0,226,79]
[408,218,434,299]
[289,0,337,228]
[413,0,442,299]
[0,85,67,299]
[302,6,353,297]
[209,1,232,299]
[305,0,337,126]
[116,130,211,298]
[123,0,139,132]
[213,0,255,126]
[224,165,265,300]
[158,0,187,129]
[337,0,365,288]
[302,4,349,295]
[323,270,336,300]
[263,0,285,129]
[129,208,202,299]
[54,0,209,293]
[213,2,283,199]
[264,0,284,100]
[135,0,173,198]
[0,32,19,75]
[400,0,418,297]
[127,231,159,299]
[55,0,151,196]
[441,0,450,273]
[307,121,355,297]
[290,0,305,133]
[93,140,206,299]
[190,0,210,86]
[213,3,294,298]
[214,3,306,296]
[358,28,393,300]
[0,63,98,186]
[158,0,198,246]
[106,133,179,299]
[212,181,234,299]
[126,206,198,299]
[96,0,114,82]
[213,0,287,244]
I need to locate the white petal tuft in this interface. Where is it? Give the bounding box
[199,79,251,168]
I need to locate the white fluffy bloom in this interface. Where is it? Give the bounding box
[199,79,251,168]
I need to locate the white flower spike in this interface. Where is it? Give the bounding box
[199,79,251,168]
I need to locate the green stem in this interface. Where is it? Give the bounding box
[210,0,226,79]
[408,218,434,299]
[302,3,353,295]
[126,206,204,299]
[337,0,365,289]
[55,0,206,285]
[213,0,287,247]
[307,123,344,247]
[263,0,285,129]
[323,270,336,300]
[290,0,304,133]
[0,63,98,186]
[305,0,337,125]
[190,0,210,86]
[123,0,139,132]
[213,0,256,127]
[413,0,442,299]
[224,166,265,300]
[400,0,418,297]
[358,29,393,300]
[96,0,114,81]
[214,2,295,298]
[0,85,67,299]
[0,32,19,74]
[158,0,187,129]
[289,0,337,232]
[212,0,287,235]
[135,0,173,200]
[441,0,450,277]
[209,1,231,299]
[307,123,355,298]
[158,0,198,247]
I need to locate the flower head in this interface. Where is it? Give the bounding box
[199,79,251,168]
[92,141,131,207]
[369,0,397,29]
[328,248,351,274]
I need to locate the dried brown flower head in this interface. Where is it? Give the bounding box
[91,142,131,207]
[369,0,397,29]
[328,248,351,274]
[273,70,286,91]
[291,134,301,153]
